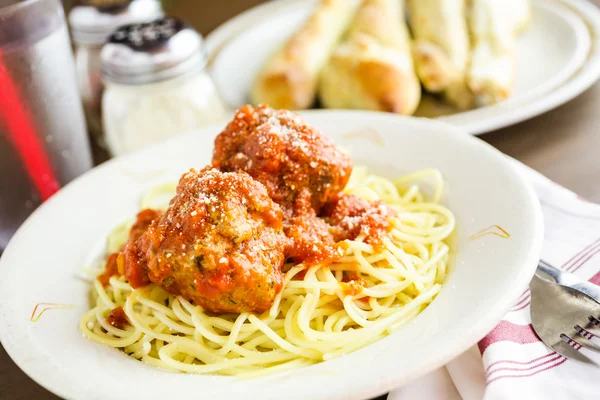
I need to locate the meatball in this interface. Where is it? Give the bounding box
[212,104,352,212]
[322,193,396,246]
[132,168,287,313]
[283,187,341,265]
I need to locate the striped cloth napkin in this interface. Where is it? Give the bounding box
[388,160,600,400]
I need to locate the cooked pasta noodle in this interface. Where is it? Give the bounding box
[79,167,454,378]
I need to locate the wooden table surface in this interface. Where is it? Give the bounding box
[2,1,600,399]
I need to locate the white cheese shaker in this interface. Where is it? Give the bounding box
[69,0,163,147]
[101,17,227,156]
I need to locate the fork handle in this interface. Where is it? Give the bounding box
[536,260,564,282]
[536,260,600,304]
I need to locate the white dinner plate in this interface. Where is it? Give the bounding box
[206,0,600,135]
[0,111,543,400]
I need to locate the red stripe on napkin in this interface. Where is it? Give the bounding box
[590,271,600,285]
[487,353,563,379]
[487,357,567,385]
[485,353,554,375]
[478,322,540,355]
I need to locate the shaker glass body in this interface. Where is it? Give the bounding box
[103,70,227,156]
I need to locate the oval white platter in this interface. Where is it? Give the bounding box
[207,0,600,135]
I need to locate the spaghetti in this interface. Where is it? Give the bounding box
[80,167,454,378]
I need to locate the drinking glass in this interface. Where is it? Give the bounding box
[0,0,93,251]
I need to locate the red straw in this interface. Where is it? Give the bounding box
[0,50,60,201]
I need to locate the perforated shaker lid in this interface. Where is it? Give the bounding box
[101,17,206,85]
[69,0,163,46]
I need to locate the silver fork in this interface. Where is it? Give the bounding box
[530,264,600,364]
[537,260,600,304]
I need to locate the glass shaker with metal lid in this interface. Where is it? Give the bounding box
[68,0,163,147]
[101,17,228,156]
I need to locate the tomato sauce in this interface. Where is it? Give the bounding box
[106,306,129,330]
[99,105,396,314]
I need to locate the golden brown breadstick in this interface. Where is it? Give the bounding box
[467,0,530,105]
[250,0,359,109]
[319,0,421,115]
[408,0,474,109]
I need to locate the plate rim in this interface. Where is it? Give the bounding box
[205,0,600,136]
[0,111,545,400]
